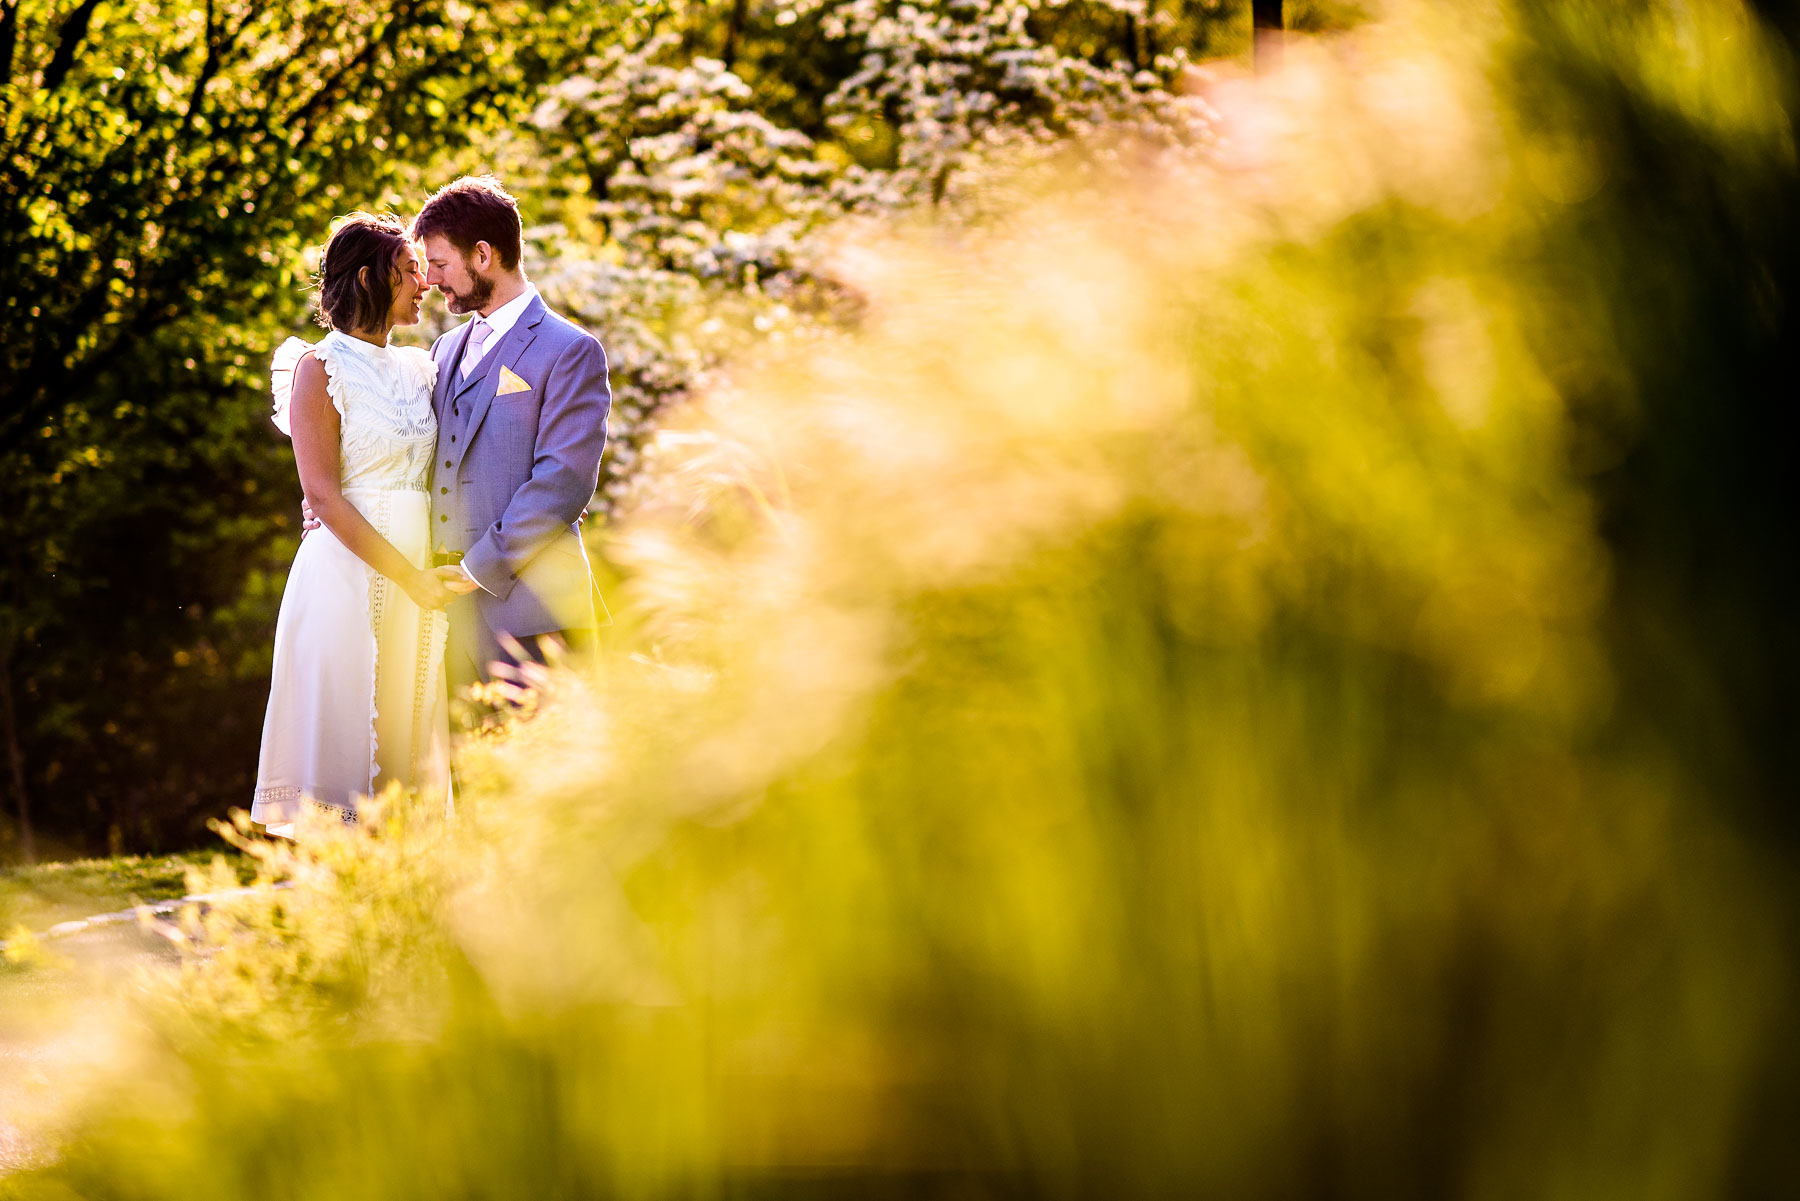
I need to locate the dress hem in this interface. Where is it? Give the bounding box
[250,785,361,827]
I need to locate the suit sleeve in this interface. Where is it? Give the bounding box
[460,332,611,601]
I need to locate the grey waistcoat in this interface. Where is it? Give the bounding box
[429,292,612,683]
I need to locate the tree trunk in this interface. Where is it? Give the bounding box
[0,644,34,864]
[1253,0,1283,72]
[720,0,750,71]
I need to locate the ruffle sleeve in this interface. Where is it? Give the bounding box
[269,334,350,437]
[406,345,439,393]
[269,337,310,437]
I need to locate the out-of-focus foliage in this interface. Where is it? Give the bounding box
[6,0,1796,1195]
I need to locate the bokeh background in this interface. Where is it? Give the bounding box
[0,0,1320,859]
[3,0,1798,1196]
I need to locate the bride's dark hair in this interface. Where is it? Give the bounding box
[315,212,411,332]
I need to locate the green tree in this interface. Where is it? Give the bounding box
[0,0,620,857]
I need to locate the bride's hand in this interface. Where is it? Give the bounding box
[436,565,481,596]
[404,567,457,611]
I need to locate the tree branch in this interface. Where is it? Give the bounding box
[0,0,21,91]
[720,0,749,71]
[40,0,105,95]
[176,0,221,145]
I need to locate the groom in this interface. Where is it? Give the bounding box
[414,175,612,697]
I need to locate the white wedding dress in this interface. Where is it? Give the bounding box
[250,331,449,836]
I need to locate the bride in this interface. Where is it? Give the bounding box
[250,212,475,838]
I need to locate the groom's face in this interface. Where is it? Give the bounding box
[421,233,495,316]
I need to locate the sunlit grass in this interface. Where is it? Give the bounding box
[0,851,256,937]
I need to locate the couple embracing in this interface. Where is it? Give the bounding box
[250,176,610,839]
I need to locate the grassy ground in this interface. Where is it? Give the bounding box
[0,851,254,1177]
[0,849,257,937]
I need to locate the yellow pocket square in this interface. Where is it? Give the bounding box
[497,365,532,395]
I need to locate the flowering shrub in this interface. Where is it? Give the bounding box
[820,0,1216,205]
[517,0,1218,519]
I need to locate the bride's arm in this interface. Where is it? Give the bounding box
[289,353,455,611]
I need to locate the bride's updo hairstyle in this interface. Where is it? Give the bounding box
[314,211,412,332]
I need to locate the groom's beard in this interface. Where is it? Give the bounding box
[442,273,494,315]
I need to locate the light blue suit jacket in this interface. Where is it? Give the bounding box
[429,292,611,684]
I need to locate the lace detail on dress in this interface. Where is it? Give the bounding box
[310,800,360,825]
[269,332,439,491]
[313,332,436,439]
[366,490,395,796]
[411,603,447,785]
[250,786,360,826]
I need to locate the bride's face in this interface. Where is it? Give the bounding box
[386,247,427,327]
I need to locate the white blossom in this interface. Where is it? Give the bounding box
[517,1,1215,517]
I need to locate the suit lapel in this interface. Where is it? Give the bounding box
[458,296,546,451]
[437,319,477,424]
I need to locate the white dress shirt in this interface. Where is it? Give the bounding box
[455,283,539,593]
[459,283,539,378]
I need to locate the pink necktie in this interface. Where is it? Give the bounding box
[460,319,493,378]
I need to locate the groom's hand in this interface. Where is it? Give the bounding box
[435,565,481,596]
[300,496,321,539]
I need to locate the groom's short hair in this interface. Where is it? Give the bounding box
[413,176,523,271]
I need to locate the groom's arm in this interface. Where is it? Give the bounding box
[460,333,611,600]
